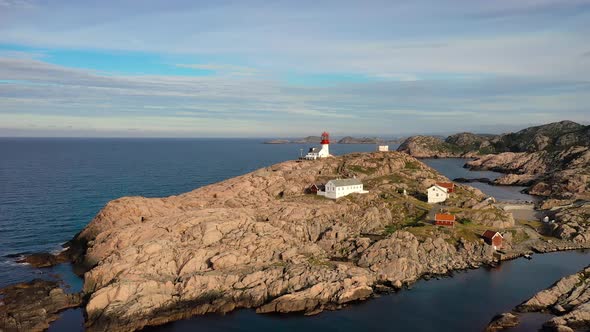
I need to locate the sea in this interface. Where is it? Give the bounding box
[0,138,586,332]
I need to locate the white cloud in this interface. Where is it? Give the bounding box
[1,57,589,136]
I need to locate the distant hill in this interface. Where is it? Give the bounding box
[263,136,321,144]
[398,120,590,157]
[397,120,590,199]
[264,136,406,144]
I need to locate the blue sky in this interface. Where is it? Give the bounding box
[0,0,589,137]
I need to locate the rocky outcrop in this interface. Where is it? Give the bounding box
[397,136,465,158]
[495,120,588,153]
[337,136,383,144]
[398,121,589,199]
[544,204,590,244]
[516,266,590,331]
[0,279,82,332]
[47,152,511,331]
[465,147,590,199]
[485,312,519,331]
[399,121,589,159]
[336,137,405,144]
[15,252,71,268]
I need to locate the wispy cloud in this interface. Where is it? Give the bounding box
[175,63,259,77]
[1,56,589,136]
[1,0,589,136]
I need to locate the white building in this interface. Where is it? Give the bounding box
[427,184,449,203]
[377,145,389,152]
[305,132,331,160]
[318,178,367,199]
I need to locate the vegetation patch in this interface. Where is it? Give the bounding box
[404,161,420,170]
[348,165,376,175]
[457,218,472,225]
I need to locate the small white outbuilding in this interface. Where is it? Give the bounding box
[377,145,389,152]
[427,184,449,203]
[318,178,367,199]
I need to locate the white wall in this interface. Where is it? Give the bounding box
[323,182,363,199]
[427,187,448,203]
[318,144,330,157]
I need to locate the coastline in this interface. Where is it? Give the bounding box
[2,150,588,331]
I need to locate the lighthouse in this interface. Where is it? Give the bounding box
[304,131,332,160]
[318,131,330,157]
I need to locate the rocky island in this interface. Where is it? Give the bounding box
[2,129,589,331]
[263,136,322,144]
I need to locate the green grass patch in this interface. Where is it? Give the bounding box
[404,161,420,170]
[457,218,472,225]
[348,165,376,175]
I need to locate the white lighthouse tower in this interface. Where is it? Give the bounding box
[305,131,331,159]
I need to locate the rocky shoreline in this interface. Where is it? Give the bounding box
[397,121,590,201]
[0,279,82,331]
[1,136,589,331]
[487,265,590,332]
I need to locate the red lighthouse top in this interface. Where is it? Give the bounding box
[321,131,330,144]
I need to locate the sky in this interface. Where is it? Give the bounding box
[0,0,589,137]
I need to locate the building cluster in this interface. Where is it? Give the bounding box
[304,132,331,160]
[300,132,502,249]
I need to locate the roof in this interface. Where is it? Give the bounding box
[482,230,502,239]
[436,182,455,189]
[327,178,363,187]
[435,213,455,221]
[429,185,448,193]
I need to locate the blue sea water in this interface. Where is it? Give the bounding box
[0,138,587,332]
[0,138,375,287]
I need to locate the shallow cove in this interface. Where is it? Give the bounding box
[421,158,537,202]
[140,250,589,332]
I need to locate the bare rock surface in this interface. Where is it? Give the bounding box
[485,312,519,331]
[466,147,590,199]
[0,279,82,332]
[55,152,514,331]
[515,266,590,331]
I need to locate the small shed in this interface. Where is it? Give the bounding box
[377,145,389,152]
[308,183,324,194]
[482,230,503,250]
[435,213,455,227]
[436,182,455,193]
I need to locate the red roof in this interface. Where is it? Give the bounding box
[435,213,455,222]
[482,230,502,239]
[436,182,455,190]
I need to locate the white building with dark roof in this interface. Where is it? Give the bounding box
[318,178,368,199]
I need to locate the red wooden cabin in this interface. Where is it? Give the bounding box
[435,213,455,226]
[482,230,503,249]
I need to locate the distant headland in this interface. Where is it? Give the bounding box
[264,136,406,144]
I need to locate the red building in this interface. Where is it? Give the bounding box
[308,183,325,194]
[436,182,455,193]
[482,230,503,250]
[435,213,455,226]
